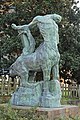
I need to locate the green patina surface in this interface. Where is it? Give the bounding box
[10,14,62,107]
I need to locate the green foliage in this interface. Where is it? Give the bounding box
[0,105,47,120]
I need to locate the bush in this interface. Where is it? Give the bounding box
[0,104,47,120]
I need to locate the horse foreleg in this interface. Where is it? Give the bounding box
[52,64,59,80]
[43,66,51,94]
[20,62,29,86]
[20,72,29,86]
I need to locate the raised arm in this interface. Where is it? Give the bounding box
[11,24,28,30]
[11,17,38,30]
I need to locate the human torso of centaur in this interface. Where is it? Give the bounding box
[36,16,59,44]
[20,16,60,71]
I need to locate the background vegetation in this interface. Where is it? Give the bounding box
[0,0,80,83]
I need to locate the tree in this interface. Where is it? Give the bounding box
[59,1,80,83]
[0,0,80,83]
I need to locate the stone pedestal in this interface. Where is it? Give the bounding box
[11,105,79,120]
[37,105,79,119]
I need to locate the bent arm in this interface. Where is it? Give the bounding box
[27,17,38,28]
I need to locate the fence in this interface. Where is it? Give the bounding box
[0,75,20,96]
[0,75,80,103]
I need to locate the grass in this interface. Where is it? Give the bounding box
[0,104,47,120]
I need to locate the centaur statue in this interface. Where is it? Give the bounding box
[10,14,62,107]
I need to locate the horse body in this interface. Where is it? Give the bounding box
[10,38,60,88]
[22,42,60,70]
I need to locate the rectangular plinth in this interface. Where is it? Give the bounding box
[12,105,79,120]
[37,105,79,119]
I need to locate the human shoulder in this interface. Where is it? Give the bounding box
[33,15,42,21]
[34,15,52,23]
